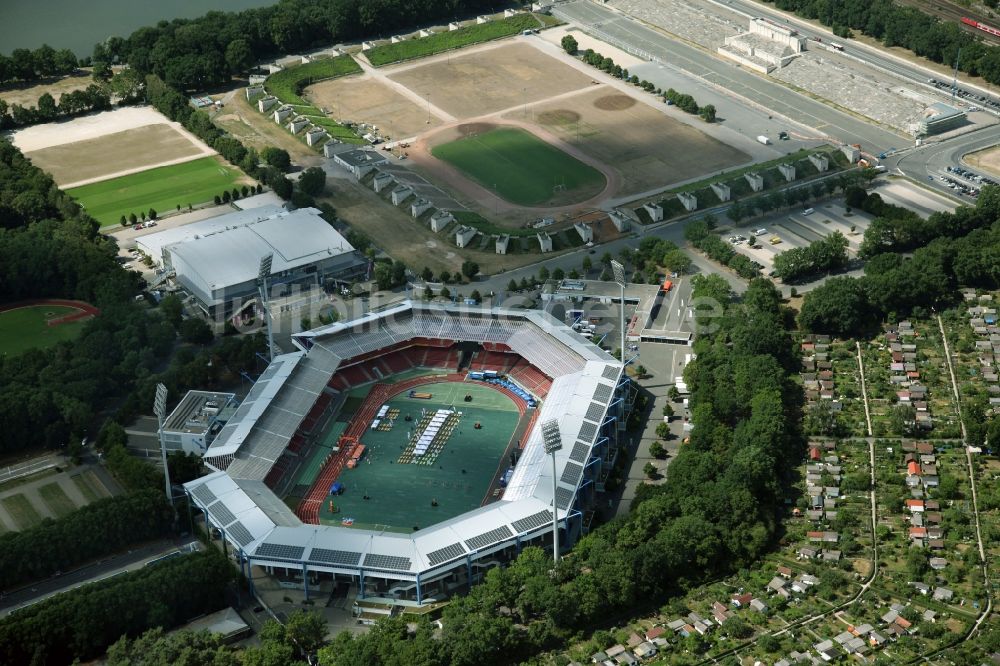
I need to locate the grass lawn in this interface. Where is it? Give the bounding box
[366,15,542,66]
[1,493,44,530]
[432,127,605,206]
[0,305,88,356]
[67,156,246,227]
[38,482,77,518]
[72,471,109,503]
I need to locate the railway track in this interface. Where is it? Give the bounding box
[894,0,1000,46]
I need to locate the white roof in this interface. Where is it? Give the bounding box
[168,207,354,293]
[136,205,285,261]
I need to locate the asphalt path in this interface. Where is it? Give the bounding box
[555,0,903,151]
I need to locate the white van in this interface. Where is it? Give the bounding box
[803,208,814,215]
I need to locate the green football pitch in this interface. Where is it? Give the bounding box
[0,305,88,356]
[316,381,523,532]
[67,156,245,227]
[431,127,606,206]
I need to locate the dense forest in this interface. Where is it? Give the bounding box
[0,550,234,665]
[799,185,1000,336]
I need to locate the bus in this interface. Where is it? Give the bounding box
[830,43,844,52]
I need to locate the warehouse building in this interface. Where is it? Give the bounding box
[917,103,966,136]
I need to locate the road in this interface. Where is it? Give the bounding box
[0,538,195,618]
[888,123,1000,197]
[555,0,903,151]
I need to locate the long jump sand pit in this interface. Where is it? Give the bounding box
[388,42,595,118]
[305,76,443,139]
[10,106,213,187]
[515,87,750,196]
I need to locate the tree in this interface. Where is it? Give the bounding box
[159,294,184,330]
[148,207,157,220]
[439,270,451,284]
[699,104,716,123]
[421,266,434,282]
[440,286,451,300]
[643,462,657,478]
[298,167,326,196]
[285,610,328,656]
[507,279,518,292]
[36,92,57,121]
[461,260,480,279]
[649,440,666,459]
[798,277,879,337]
[179,317,213,344]
[374,263,394,291]
[662,403,674,418]
[582,256,592,272]
[552,267,565,281]
[724,615,753,639]
[561,35,579,54]
[538,266,550,281]
[262,146,291,171]
[469,290,482,303]
[224,38,254,73]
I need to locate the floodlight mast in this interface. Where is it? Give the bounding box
[611,260,627,370]
[259,254,275,362]
[541,418,563,564]
[154,383,173,509]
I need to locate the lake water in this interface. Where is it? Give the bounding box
[2,0,276,57]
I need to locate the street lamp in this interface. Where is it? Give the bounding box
[611,259,627,369]
[153,383,173,510]
[541,418,563,564]
[258,254,274,362]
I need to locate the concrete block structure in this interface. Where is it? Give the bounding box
[257,95,278,113]
[362,41,376,50]
[334,149,388,180]
[246,85,264,100]
[917,103,966,136]
[390,185,414,206]
[455,225,477,248]
[419,29,435,37]
[809,153,830,172]
[410,199,433,218]
[373,172,395,193]
[643,203,664,222]
[273,105,294,123]
[677,192,698,212]
[841,145,861,163]
[718,17,806,74]
[477,15,492,24]
[161,391,237,455]
[574,222,594,243]
[745,172,764,192]
[322,142,340,158]
[449,22,461,31]
[496,234,510,254]
[391,35,405,43]
[609,209,631,232]
[504,8,520,17]
[288,116,310,134]
[305,127,328,146]
[778,163,797,182]
[710,182,731,202]
[537,232,553,253]
[430,210,454,232]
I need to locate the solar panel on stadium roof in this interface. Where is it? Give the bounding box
[427,542,467,566]
[464,525,514,551]
[555,487,575,511]
[208,501,236,527]
[309,548,362,566]
[227,521,255,547]
[191,484,217,505]
[256,543,305,560]
[560,461,583,486]
[585,401,605,423]
[593,383,614,403]
[578,421,598,443]
[363,553,412,571]
[602,365,620,381]
[569,441,590,463]
[511,510,552,533]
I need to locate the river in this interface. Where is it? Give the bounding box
[2,0,276,57]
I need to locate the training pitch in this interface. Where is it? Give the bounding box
[0,305,89,356]
[67,156,247,227]
[431,127,606,206]
[314,380,523,532]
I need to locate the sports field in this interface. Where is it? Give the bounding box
[67,156,246,227]
[316,381,523,532]
[431,127,606,206]
[0,305,88,356]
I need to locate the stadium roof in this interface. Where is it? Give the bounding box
[136,205,285,262]
[166,207,355,292]
[189,301,623,579]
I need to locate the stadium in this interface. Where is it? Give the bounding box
[184,301,634,604]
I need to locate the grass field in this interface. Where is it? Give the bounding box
[38,482,76,518]
[71,471,109,503]
[0,305,88,356]
[317,381,522,531]
[1,494,43,530]
[366,15,543,66]
[431,127,605,206]
[67,156,245,227]
[265,56,361,106]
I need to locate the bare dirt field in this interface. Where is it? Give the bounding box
[305,76,443,139]
[387,42,594,118]
[9,106,181,152]
[965,145,1000,178]
[517,87,750,196]
[25,124,209,187]
[0,72,93,108]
